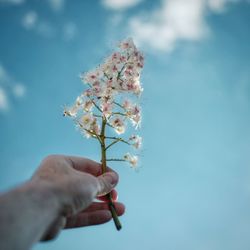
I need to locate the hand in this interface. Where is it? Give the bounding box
[31,155,125,240]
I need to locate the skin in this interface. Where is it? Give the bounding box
[0,155,125,250]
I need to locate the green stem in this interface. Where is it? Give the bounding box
[106,159,126,162]
[100,117,122,231]
[112,112,127,116]
[87,97,102,113]
[113,101,126,110]
[75,121,102,143]
[105,138,130,151]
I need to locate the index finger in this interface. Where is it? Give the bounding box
[65,155,117,177]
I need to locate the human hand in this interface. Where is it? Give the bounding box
[31,155,125,240]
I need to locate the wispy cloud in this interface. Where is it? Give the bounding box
[208,0,227,12]
[126,0,250,52]
[102,0,142,11]
[129,0,207,52]
[12,84,26,97]
[47,0,65,12]
[22,10,38,30]
[22,11,55,37]
[0,87,9,111]
[21,10,77,41]
[63,21,77,41]
[207,0,250,12]
[0,0,25,5]
[0,63,26,112]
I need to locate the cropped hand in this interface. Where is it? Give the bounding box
[32,155,125,240]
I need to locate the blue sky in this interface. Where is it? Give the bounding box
[1,0,250,249]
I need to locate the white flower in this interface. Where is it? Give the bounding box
[122,99,132,110]
[124,153,138,167]
[80,113,94,128]
[79,114,100,138]
[131,113,141,128]
[101,101,113,117]
[82,68,103,85]
[126,104,142,128]
[129,135,142,149]
[119,38,135,50]
[63,105,79,117]
[63,95,84,117]
[111,117,125,134]
[75,96,83,106]
[91,121,100,135]
[83,71,97,84]
[65,38,144,170]
[92,81,103,97]
[83,100,93,112]
[134,84,143,96]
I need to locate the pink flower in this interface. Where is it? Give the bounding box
[92,82,102,97]
[91,122,100,135]
[129,135,142,149]
[80,113,94,128]
[131,113,141,128]
[111,117,125,134]
[63,106,78,117]
[65,37,144,170]
[122,99,132,109]
[119,38,135,50]
[83,100,93,112]
[124,103,142,128]
[63,96,83,117]
[101,101,113,117]
[83,69,103,85]
[83,89,92,97]
[124,153,138,167]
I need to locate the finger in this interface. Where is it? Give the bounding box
[81,202,125,215]
[96,172,118,196]
[65,210,112,228]
[40,216,66,241]
[66,156,117,177]
[97,189,118,202]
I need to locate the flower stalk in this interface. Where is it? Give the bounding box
[64,38,144,231]
[100,117,122,230]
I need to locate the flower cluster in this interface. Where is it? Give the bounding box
[64,38,143,168]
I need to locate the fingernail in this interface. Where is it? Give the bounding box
[104,172,117,186]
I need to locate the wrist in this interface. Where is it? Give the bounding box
[0,180,63,249]
[29,177,76,217]
[27,179,62,215]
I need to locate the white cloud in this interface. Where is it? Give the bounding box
[208,0,227,12]
[129,0,207,52]
[22,11,38,30]
[102,0,142,11]
[13,84,26,97]
[47,0,65,12]
[21,11,77,40]
[0,63,26,112]
[22,11,55,37]
[63,22,77,41]
[128,0,250,52]
[0,87,9,111]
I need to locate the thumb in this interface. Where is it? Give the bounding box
[96,172,118,197]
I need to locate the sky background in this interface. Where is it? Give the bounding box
[1,0,250,249]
